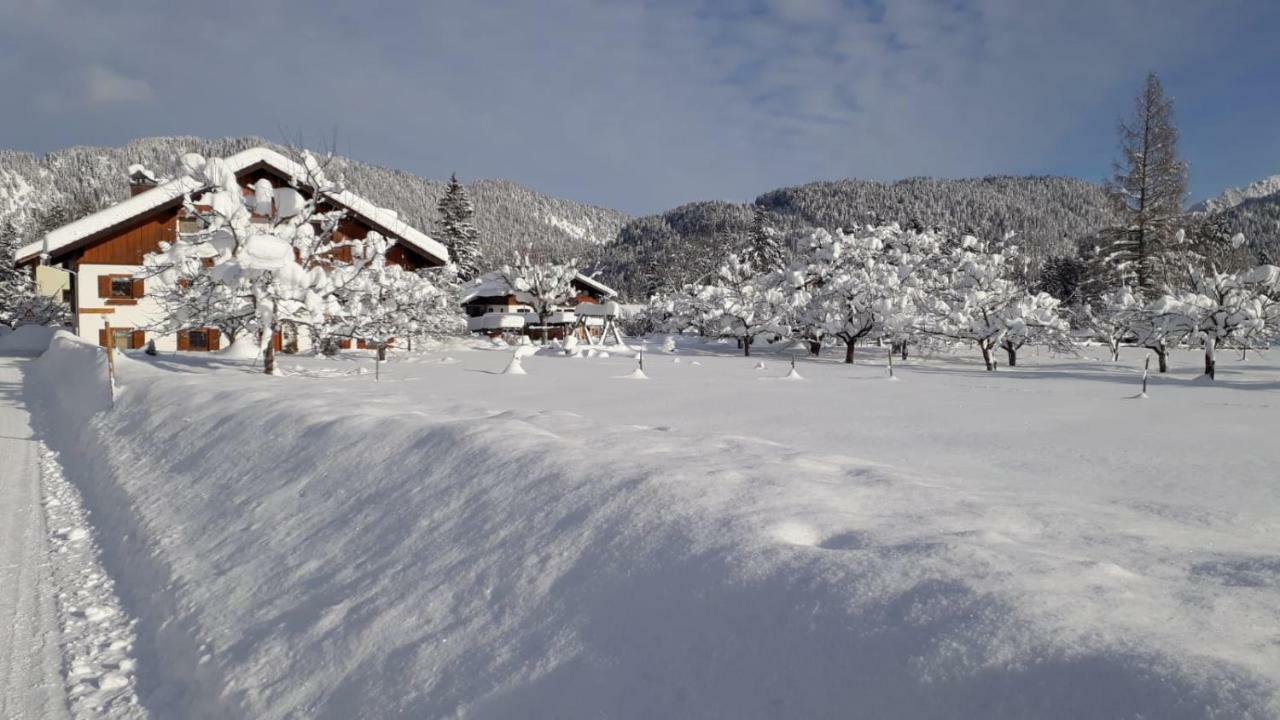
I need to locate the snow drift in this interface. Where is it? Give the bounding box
[23,342,1280,719]
[0,324,58,354]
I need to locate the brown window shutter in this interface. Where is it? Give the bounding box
[98,328,109,347]
[176,330,189,351]
[131,330,145,348]
[98,275,111,298]
[357,339,367,349]
[208,329,221,351]
[339,339,351,350]
[131,278,145,298]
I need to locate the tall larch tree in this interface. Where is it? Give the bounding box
[1103,72,1188,293]
[436,174,483,281]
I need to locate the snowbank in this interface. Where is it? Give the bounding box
[23,341,1280,719]
[0,324,59,354]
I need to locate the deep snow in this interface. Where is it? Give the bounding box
[21,333,1280,718]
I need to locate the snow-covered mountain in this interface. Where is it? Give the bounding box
[0,136,628,264]
[1194,175,1280,213]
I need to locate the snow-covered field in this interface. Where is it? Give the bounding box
[18,332,1280,718]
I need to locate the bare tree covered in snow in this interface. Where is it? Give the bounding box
[793,225,937,363]
[919,236,1072,370]
[499,255,579,345]
[1148,264,1280,379]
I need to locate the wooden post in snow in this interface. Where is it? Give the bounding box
[103,318,116,404]
[887,345,894,379]
[1142,353,1151,396]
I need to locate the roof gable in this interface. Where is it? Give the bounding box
[18,147,448,266]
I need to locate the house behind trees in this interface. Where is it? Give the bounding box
[15,147,448,353]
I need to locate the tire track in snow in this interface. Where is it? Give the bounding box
[39,443,147,719]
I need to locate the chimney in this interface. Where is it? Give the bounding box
[128,163,158,196]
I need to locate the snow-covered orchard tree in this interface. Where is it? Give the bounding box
[436,174,483,281]
[1148,264,1280,379]
[688,253,789,356]
[794,225,937,363]
[995,292,1072,367]
[322,255,463,356]
[499,255,579,344]
[920,236,1072,370]
[1082,287,1141,362]
[143,150,422,375]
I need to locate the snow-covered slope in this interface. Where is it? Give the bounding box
[24,338,1280,718]
[1194,175,1280,213]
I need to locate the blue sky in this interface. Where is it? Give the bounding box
[2,0,1278,215]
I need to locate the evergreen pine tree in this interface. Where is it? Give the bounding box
[1102,73,1188,292]
[744,205,784,273]
[436,174,484,281]
[0,218,28,323]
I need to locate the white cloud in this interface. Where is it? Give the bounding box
[83,65,151,105]
[34,64,151,110]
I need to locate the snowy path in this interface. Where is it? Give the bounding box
[0,356,67,720]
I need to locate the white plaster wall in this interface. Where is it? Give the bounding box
[75,264,178,351]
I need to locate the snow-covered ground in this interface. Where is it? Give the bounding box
[19,332,1280,718]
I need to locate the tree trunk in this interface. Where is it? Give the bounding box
[1004,344,1017,367]
[1153,343,1168,373]
[1109,339,1120,362]
[264,333,276,376]
[808,340,821,356]
[1204,337,1216,380]
[844,340,856,364]
[899,342,908,361]
[743,336,751,357]
[980,343,994,371]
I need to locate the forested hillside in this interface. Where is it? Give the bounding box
[596,176,1121,299]
[0,136,628,265]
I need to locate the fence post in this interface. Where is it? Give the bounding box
[103,318,116,404]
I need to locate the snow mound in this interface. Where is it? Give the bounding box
[754,361,767,370]
[20,340,1280,719]
[0,324,58,354]
[616,367,650,380]
[502,357,527,375]
[214,335,262,360]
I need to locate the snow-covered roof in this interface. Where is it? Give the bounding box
[18,147,448,266]
[574,273,617,298]
[459,270,617,305]
[459,274,535,305]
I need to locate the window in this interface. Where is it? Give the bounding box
[99,274,141,302]
[100,328,144,350]
[110,277,134,298]
[187,330,209,351]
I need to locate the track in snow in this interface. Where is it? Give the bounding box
[0,356,145,719]
[0,356,67,719]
